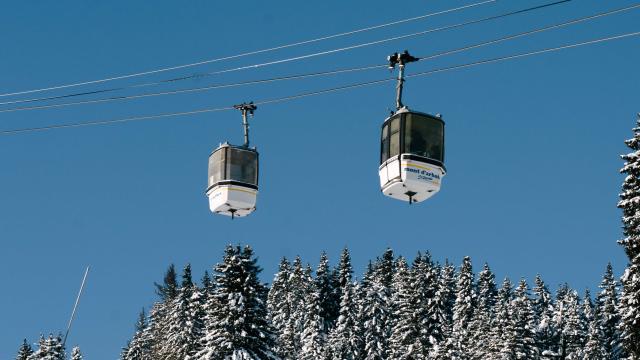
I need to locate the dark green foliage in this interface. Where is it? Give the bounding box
[15,339,33,360]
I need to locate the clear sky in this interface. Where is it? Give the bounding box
[1,0,638,358]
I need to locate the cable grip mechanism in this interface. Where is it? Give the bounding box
[387,50,419,110]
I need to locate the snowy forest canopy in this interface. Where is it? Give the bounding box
[108,246,626,360]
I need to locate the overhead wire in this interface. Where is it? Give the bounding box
[0,0,498,99]
[0,0,570,107]
[2,29,637,135]
[2,2,637,114]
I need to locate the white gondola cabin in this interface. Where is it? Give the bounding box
[206,103,259,218]
[379,108,445,203]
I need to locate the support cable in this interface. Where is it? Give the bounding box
[3,1,636,113]
[1,30,636,135]
[0,0,498,98]
[0,0,569,107]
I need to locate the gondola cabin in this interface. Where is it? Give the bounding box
[207,143,259,218]
[379,108,445,203]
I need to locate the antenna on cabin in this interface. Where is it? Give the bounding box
[62,266,90,348]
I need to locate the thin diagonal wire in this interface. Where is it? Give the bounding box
[408,31,640,79]
[0,65,388,112]
[3,1,635,113]
[3,29,636,135]
[416,2,640,62]
[0,0,567,106]
[0,0,497,98]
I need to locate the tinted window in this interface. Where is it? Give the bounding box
[208,147,226,187]
[404,113,444,162]
[389,117,400,158]
[380,124,389,163]
[227,148,258,185]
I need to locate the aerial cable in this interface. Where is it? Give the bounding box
[0,65,388,112]
[4,1,636,114]
[1,29,636,135]
[0,0,569,107]
[0,0,498,99]
[415,2,640,61]
[409,30,640,79]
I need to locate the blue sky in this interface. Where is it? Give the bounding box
[1,0,638,358]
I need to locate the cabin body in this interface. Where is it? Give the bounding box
[379,108,446,203]
[207,143,259,217]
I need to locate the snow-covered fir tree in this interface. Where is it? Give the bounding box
[583,288,606,360]
[450,256,475,359]
[557,289,585,359]
[144,264,180,357]
[361,249,394,360]
[162,264,204,359]
[486,278,513,358]
[122,308,152,360]
[532,275,555,359]
[16,339,33,360]
[327,248,362,360]
[299,280,327,360]
[196,245,275,360]
[389,256,422,359]
[412,252,440,355]
[618,114,640,359]
[501,279,537,359]
[28,334,65,360]
[70,346,83,360]
[315,252,338,334]
[286,256,311,357]
[267,257,295,359]
[596,263,622,359]
[430,260,456,359]
[468,263,497,359]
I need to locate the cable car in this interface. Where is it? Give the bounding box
[207,103,259,218]
[379,51,446,204]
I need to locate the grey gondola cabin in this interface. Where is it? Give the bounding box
[207,103,259,218]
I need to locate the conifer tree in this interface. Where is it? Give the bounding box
[299,281,327,360]
[196,245,275,360]
[596,263,622,359]
[450,256,475,358]
[162,264,204,359]
[501,279,537,359]
[315,252,338,333]
[487,278,513,358]
[327,248,362,360]
[145,264,180,357]
[155,264,178,301]
[16,339,33,360]
[389,257,422,359]
[532,275,555,358]
[412,252,439,355]
[123,308,152,360]
[70,346,83,360]
[469,263,497,359]
[582,289,606,360]
[362,249,394,360]
[431,260,456,359]
[618,113,640,359]
[267,257,295,359]
[557,289,584,359]
[29,334,65,360]
[286,256,310,357]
